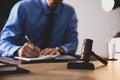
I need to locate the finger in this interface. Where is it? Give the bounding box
[54,51,61,56]
[25,48,39,57]
[22,43,39,57]
[40,48,53,56]
[33,46,41,55]
[18,43,30,57]
[48,50,56,55]
[23,46,37,57]
[22,52,32,58]
[40,48,49,55]
[26,44,41,57]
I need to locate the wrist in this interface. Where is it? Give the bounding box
[55,47,65,55]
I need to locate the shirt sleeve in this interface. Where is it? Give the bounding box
[0,2,26,57]
[60,10,78,55]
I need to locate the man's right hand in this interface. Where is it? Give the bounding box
[17,42,41,58]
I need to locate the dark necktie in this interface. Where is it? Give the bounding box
[41,12,55,49]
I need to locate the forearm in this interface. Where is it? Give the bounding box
[0,40,21,57]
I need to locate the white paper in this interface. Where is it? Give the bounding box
[15,55,56,61]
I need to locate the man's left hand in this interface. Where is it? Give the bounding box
[40,48,61,56]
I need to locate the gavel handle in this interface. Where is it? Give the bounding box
[90,51,108,65]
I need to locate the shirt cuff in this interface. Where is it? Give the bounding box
[60,46,68,54]
[9,46,21,57]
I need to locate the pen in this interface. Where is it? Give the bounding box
[25,35,32,44]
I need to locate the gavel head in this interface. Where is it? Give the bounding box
[81,39,93,61]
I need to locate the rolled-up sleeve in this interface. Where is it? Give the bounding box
[0,2,26,57]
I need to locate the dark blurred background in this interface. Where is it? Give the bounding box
[0,0,20,31]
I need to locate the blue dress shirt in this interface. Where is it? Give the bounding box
[0,0,78,57]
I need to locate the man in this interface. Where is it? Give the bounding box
[0,0,78,58]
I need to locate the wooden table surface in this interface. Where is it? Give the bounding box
[0,54,120,80]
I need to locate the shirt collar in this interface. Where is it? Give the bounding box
[40,0,63,15]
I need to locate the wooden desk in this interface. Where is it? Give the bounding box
[0,58,120,80]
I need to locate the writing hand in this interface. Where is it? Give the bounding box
[18,42,41,58]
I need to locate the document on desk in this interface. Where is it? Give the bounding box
[15,55,76,62]
[15,55,55,61]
